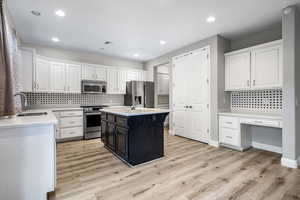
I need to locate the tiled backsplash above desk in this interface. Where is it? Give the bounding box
[25,92,124,106]
[231,90,282,113]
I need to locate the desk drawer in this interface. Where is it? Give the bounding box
[60,117,83,128]
[219,116,239,129]
[220,128,240,147]
[60,111,82,117]
[240,118,281,128]
[61,127,83,138]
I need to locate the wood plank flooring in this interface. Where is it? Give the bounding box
[51,130,300,200]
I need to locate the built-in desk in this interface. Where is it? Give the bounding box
[218,112,283,152]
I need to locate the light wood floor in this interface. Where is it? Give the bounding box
[51,130,300,200]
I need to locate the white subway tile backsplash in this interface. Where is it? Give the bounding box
[25,92,124,106]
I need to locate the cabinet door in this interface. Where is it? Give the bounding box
[107,123,115,150]
[51,62,67,93]
[101,121,107,145]
[83,65,96,80]
[19,49,34,92]
[251,45,282,89]
[67,64,82,93]
[118,70,127,94]
[225,51,251,90]
[35,58,51,92]
[186,49,210,143]
[115,126,128,159]
[127,71,139,81]
[172,56,188,137]
[157,73,169,95]
[107,69,119,94]
[95,66,107,81]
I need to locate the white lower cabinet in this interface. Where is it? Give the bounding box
[54,110,83,141]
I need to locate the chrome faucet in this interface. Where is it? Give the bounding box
[14,92,28,112]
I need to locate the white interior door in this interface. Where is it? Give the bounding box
[51,62,66,93]
[251,45,282,89]
[35,58,51,92]
[67,64,82,93]
[225,51,251,90]
[172,56,188,137]
[186,49,210,143]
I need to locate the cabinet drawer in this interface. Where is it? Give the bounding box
[219,116,239,129]
[61,127,83,138]
[240,118,281,128]
[107,114,115,123]
[60,110,82,117]
[60,117,83,128]
[116,116,128,127]
[220,128,240,147]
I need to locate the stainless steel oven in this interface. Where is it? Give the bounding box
[82,105,108,139]
[81,80,107,94]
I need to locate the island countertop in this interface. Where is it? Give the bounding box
[100,107,169,117]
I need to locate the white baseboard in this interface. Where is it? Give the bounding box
[281,157,299,169]
[252,142,282,154]
[209,140,219,147]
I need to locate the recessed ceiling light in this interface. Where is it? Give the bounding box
[55,10,65,17]
[133,54,139,57]
[104,41,112,45]
[160,40,166,45]
[51,37,60,42]
[206,16,216,23]
[31,10,41,16]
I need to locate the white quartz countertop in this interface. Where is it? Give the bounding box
[218,112,283,120]
[101,107,170,116]
[0,109,58,129]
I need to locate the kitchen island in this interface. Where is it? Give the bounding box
[101,107,169,166]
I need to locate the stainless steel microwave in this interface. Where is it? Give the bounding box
[81,80,107,94]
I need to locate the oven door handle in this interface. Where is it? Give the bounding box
[85,112,102,116]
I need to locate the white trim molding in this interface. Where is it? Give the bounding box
[252,142,282,154]
[209,140,220,147]
[281,157,300,169]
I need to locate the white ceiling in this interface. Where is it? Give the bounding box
[7,0,300,62]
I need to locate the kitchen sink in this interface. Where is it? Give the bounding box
[17,112,48,117]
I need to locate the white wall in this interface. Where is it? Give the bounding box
[282,5,300,163]
[22,42,144,70]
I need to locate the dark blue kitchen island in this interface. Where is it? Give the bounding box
[101,107,169,166]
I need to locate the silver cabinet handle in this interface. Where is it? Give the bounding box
[226,136,233,139]
[254,120,263,124]
[37,83,39,90]
[226,122,233,124]
[247,80,250,87]
[253,80,256,86]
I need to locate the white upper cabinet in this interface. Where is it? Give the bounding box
[251,45,282,89]
[127,70,139,81]
[83,64,107,81]
[51,62,67,93]
[35,58,51,92]
[107,69,119,94]
[67,64,82,93]
[19,48,35,92]
[118,70,128,94]
[225,40,283,91]
[225,51,251,90]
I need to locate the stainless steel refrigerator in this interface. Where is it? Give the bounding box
[124,81,155,108]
